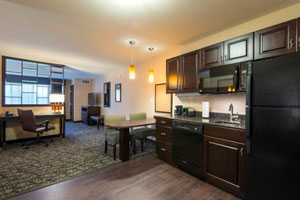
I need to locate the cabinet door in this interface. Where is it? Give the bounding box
[224,33,253,64]
[297,18,300,52]
[201,43,223,69]
[166,57,181,93]
[181,51,199,93]
[204,136,245,198]
[254,20,296,60]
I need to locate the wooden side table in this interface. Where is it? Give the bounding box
[90,115,104,130]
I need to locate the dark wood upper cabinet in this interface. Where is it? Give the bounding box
[166,57,181,93]
[224,33,254,64]
[254,20,297,60]
[181,51,199,93]
[201,43,223,69]
[297,18,300,52]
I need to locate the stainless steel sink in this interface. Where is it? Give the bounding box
[215,120,241,125]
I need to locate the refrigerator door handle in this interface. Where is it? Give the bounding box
[246,63,252,106]
[246,107,251,155]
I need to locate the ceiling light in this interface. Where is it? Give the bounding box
[129,40,136,80]
[148,47,154,83]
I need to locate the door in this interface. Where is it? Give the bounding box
[251,53,300,107]
[297,18,300,52]
[70,85,74,121]
[181,51,199,92]
[224,33,254,64]
[246,107,300,200]
[201,43,223,69]
[254,20,296,60]
[166,57,181,93]
[204,136,245,197]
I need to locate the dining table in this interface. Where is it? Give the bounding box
[105,118,156,162]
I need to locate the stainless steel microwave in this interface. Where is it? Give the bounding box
[199,62,250,94]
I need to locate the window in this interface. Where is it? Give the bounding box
[2,57,64,106]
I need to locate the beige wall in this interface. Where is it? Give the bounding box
[94,3,300,118]
[74,78,94,121]
[64,79,72,120]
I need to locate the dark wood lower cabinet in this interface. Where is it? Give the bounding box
[204,125,246,198]
[155,117,173,165]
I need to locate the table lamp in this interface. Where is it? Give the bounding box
[49,93,65,114]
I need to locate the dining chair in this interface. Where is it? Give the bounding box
[130,113,155,152]
[104,115,136,160]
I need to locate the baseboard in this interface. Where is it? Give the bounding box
[65,119,72,121]
[73,120,83,123]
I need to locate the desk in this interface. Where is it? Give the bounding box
[0,114,65,150]
[105,118,156,162]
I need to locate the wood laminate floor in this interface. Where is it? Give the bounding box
[9,154,240,200]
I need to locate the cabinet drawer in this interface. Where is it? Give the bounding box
[156,141,173,164]
[204,124,245,143]
[156,125,172,143]
[156,118,172,127]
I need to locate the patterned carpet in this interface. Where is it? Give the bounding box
[0,122,155,200]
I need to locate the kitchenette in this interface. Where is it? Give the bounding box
[155,18,300,200]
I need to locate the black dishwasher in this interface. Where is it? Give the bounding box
[172,120,204,180]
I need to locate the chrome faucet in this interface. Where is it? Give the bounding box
[229,103,234,122]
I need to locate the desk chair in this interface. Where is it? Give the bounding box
[17,109,55,149]
[130,113,155,152]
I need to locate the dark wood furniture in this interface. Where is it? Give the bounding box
[81,106,101,125]
[90,115,104,130]
[254,20,297,60]
[0,113,65,150]
[166,57,181,93]
[166,51,199,93]
[201,43,223,68]
[104,118,156,162]
[224,33,254,64]
[181,51,199,93]
[155,117,173,164]
[204,124,246,198]
[166,18,300,94]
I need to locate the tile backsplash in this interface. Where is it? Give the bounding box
[173,93,246,115]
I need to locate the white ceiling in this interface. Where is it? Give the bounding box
[0,0,299,75]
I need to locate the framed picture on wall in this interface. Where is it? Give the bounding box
[155,83,172,113]
[104,82,111,107]
[115,83,121,102]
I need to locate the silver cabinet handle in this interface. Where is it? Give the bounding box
[240,147,244,157]
[224,54,227,61]
[160,148,166,152]
[220,56,223,62]
[161,121,166,124]
[160,132,166,136]
[290,38,294,48]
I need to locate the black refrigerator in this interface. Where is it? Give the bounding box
[245,53,300,200]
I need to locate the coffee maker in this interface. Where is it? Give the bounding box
[174,105,183,116]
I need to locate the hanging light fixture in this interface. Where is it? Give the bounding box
[129,40,136,79]
[148,47,154,83]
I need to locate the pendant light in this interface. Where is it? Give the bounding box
[129,40,136,79]
[148,47,154,83]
